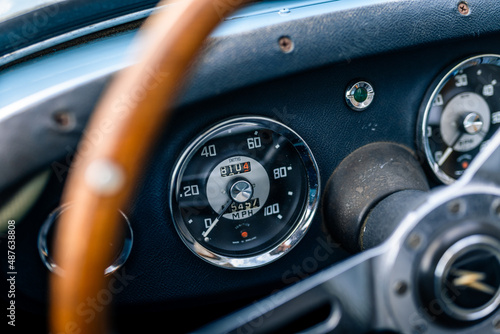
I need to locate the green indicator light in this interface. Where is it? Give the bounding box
[353,87,368,103]
[345,81,374,111]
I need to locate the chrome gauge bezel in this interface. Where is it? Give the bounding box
[418,54,500,184]
[169,116,320,269]
[38,204,134,276]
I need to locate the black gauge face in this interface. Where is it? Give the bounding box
[421,55,500,184]
[170,117,320,269]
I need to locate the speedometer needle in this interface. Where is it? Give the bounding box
[202,200,233,238]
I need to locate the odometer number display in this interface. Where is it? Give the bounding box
[220,161,251,177]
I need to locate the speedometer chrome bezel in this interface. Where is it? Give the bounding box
[418,54,500,184]
[169,116,320,269]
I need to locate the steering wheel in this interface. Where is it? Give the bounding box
[50,0,500,333]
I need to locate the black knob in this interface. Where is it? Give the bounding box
[323,142,429,252]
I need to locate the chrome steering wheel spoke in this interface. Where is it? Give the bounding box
[197,246,390,333]
[197,129,500,334]
[457,128,500,187]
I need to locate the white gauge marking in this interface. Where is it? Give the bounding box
[247,137,261,149]
[493,111,500,125]
[455,74,468,87]
[273,167,288,179]
[202,218,217,237]
[483,84,494,97]
[204,218,212,229]
[434,94,444,106]
[201,145,217,157]
[264,203,280,216]
[183,185,199,197]
[288,191,293,196]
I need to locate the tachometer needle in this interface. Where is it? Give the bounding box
[202,200,233,238]
[438,146,454,166]
[438,133,462,166]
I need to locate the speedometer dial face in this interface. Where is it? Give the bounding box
[420,54,500,184]
[169,116,320,269]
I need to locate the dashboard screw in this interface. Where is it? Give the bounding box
[493,199,500,217]
[407,232,423,250]
[394,280,408,296]
[493,316,500,331]
[52,111,74,131]
[278,8,291,16]
[278,36,294,53]
[448,200,465,217]
[458,1,470,16]
[412,322,428,334]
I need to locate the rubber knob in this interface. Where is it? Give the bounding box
[323,142,429,252]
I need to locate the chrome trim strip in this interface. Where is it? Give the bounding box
[0,6,162,67]
[0,0,334,68]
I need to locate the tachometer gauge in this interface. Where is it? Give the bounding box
[169,116,320,269]
[419,54,500,184]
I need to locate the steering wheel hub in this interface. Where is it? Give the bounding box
[386,190,500,333]
[433,235,500,322]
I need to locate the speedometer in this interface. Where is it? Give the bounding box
[169,116,320,269]
[419,54,500,184]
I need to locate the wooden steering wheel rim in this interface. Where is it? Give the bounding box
[50,1,250,332]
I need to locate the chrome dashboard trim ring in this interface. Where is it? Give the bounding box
[38,204,133,276]
[345,81,375,111]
